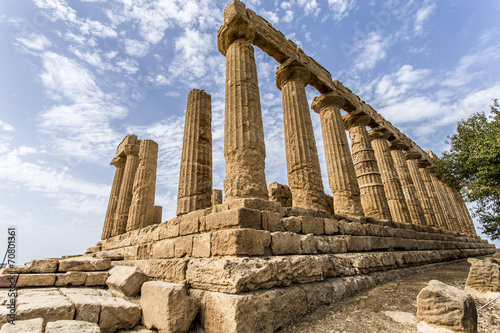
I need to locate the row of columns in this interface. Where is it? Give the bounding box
[217,14,476,235]
[102,135,161,240]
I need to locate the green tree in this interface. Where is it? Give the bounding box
[436,99,500,239]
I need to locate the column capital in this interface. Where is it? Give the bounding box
[403,148,422,160]
[124,144,140,156]
[367,128,391,141]
[343,112,372,130]
[311,92,345,114]
[110,156,126,168]
[276,63,311,90]
[387,138,409,151]
[217,15,256,56]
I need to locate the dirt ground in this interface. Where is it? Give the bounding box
[278,258,500,333]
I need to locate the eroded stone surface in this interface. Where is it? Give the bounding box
[58,258,111,272]
[466,258,500,293]
[0,318,44,333]
[106,265,148,297]
[417,280,477,333]
[141,281,198,333]
[45,320,101,333]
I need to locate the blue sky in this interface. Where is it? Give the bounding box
[1,0,499,264]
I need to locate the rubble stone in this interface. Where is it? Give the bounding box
[106,266,148,297]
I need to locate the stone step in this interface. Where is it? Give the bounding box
[1,257,111,275]
[0,287,141,333]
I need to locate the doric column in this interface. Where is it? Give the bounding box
[126,140,159,231]
[368,129,411,223]
[452,187,476,235]
[101,156,126,240]
[276,62,327,211]
[311,93,364,217]
[112,143,140,237]
[212,189,223,206]
[444,185,467,233]
[176,89,213,215]
[218,16,268,202]
[429,172,454,231]
[406,159,437,227]
[344,114,392,220]
[389,143,426,225]
[418,164,448,230]
[154,206,162,225]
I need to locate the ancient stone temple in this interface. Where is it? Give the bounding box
[3,1,494,332]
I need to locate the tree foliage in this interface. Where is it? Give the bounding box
[436,99,500,239]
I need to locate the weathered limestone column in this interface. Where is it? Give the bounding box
[112,143,140,237]
[154,206,162,225]
[444,184,468,233]
[452,187,476,235]
[212,189,223,206]
[176,89,213,215]
[276,62,327,211]
[344,114,392,220]
[389,143,426,225]
[101,156,126,240]
[419,165,448,230]
[368,129,411,223]
[311,93,364,217]
[126,140,159,231]
[406,158,438,227]
[429,172,454,231]
[218,12,268,202]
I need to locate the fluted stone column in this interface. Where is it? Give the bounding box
[429,172,454,231]
[276,63,327,211]
[212,189,223,206]
[112,143,140,237]
[101,156,126,240]
[126,140,159,231]
[452,187,476,235]
[444,185,467,233]
[369,129,411,223]
[389,145,426,225]
[177,89,213,216]
[344,114,392,220]
[407,159,437,227]
[311,93,364,217]
[218,19,268,202]
[419,165,448,230]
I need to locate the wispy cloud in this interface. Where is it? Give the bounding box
[414,0,436,36]
[353,32,390,70]
[328,0,356,21]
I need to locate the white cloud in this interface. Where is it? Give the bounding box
[116,58,139,74]
[0,120,15,132]
[328,0,356,21]
[15,33,52,51]
[123,38,150,57]
[414,1,436,36]
[353,32,390,70]
[283,10,294,23]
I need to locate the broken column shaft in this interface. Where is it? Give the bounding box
[276,63,327,211]
[127,140,159,231]
[176,89,213,216]
[101,156,126,240]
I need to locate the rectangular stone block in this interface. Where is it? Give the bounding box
[151,239,175,259]
[302,217,324,235]
[324,218,339,235]
[192,233,211,258]
[282,217,301,233]
[16,274,56,287]
[262,211,284,232]
[137,244,152,260]
[58,258,111,272]
[271,232,301,255]
[85,272,109,286]
[123,246,139,260]
[345,236,372,252]
[211,229,271,256]
[300,234,317,254]
[55,272,87,287]
[180,218,199,236]
[115,259,189,283]
[205,208,262,231]
[175,236,193,258]
[160,224,179,239]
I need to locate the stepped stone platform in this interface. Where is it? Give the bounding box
[87,200,495,332]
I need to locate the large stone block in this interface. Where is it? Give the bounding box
[205,208,262,231]
[301,216,324,235]
[16,274,56,288]
[45,320,101,333]
[0,318,44,333]
[114,259,189,283]
[174,236,193,258]
[58,258,111,272]
[55,272,87,287]
[93,293,141,333]
[211,229,270,256]
[16,289,75,323]
[271,232,301,255]
[60,288,102,323]
[281,217,302,233]
[417,280,477,333]
[85,272,109,286]
[192,233,211,258]
[141,281,198,333]
[151,239,175,259]
[268,182,292,207]
[106,266,148,297]
[465,258,500,292]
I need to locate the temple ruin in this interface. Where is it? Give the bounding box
[2,1,495,332]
